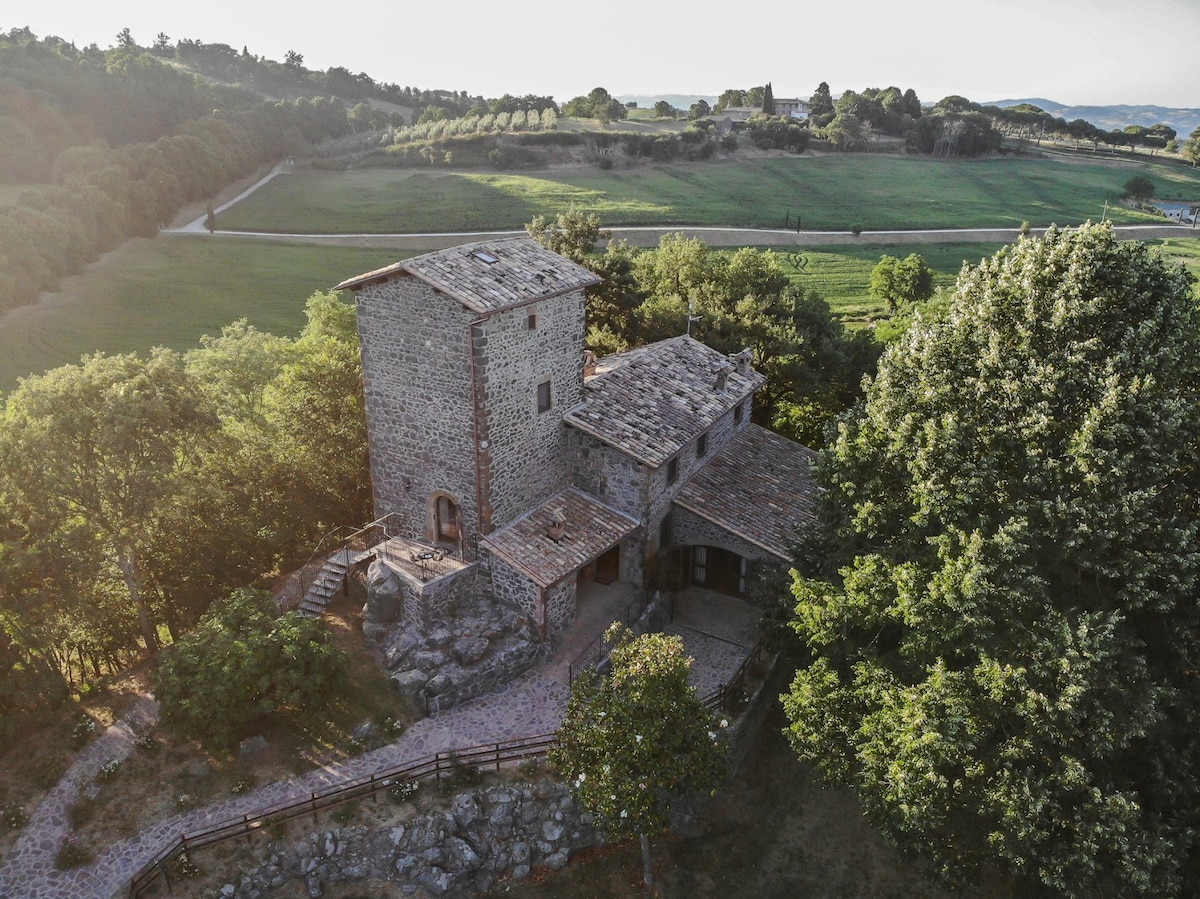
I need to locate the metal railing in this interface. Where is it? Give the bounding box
[127,731,556,898]
[703,636,768,715]
[276,513,403,611]
[379,532,477,583]
[566,593,649,686]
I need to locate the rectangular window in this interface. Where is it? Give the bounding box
[667,457,678,484]
[696,433,708,458]
[528,311,538,330]
[659,515,671,549]
[537,378,552,413]
[734,403,744,425]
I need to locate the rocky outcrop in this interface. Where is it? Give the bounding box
[220,781,601,898]
[364,559,544,715]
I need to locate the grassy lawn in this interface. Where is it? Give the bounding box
[215,155,1193,234]
[774,241,1009,325]
[0,238,407,393]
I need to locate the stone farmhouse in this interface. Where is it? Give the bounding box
[333,236,818,644]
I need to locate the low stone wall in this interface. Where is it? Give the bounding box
[219,781,602,898]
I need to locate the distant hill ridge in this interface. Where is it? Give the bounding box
[986,98,1200,139]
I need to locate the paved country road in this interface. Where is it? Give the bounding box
[171,163,1198,250]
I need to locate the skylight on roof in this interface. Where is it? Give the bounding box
[472,251,499,264]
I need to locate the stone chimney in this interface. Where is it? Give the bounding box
[729,348,752,376]
[711,360,732,391]
[546,507,567,542]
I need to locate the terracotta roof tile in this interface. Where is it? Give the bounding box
[564,336,764,467]
[481,487,639,588]
[673,424,819,561]
[334,236,600,313]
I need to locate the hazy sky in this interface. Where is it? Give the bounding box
[6,0,1199,108]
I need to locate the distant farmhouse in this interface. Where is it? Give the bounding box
[328,237,817,643]
[708,99,810,135]
[1151,202,1198,225]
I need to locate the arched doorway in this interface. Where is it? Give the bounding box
[428,492,460,544]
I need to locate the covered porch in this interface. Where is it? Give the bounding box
[481,487,640,640]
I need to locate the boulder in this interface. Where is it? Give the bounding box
[452,636,490,666]
[238,735,269,758]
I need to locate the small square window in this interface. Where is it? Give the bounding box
[734,403,744,425]
[696,433,708,458]
[667,457,679,484]
[537,378,552,413]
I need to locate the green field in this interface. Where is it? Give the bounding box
[0,238,407,392]
[776,241,1008,324]
[214,155,1194,234]
[9,231,1196,395]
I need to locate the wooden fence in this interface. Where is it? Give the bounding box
[128,636,770,896]
[127,733,555,898]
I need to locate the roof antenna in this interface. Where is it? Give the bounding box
[685,299,701,336]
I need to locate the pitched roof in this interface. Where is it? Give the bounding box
[564,336,764,467]
[334,236,600,314]
[481,487,639,588]
[673,424,819,562]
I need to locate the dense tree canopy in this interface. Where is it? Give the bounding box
[0,293,368,738]
[783,223,1200,897]
[868,252,935,313]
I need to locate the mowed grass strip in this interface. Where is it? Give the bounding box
[214,155,1192,234]
[0,237,407,392]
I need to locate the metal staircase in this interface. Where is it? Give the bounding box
[297,548,356,618]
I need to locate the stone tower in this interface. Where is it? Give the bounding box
[336,237,600,549]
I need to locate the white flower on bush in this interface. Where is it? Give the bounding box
[635,734,643,743]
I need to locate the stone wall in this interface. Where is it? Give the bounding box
[356,278,480,541]
[669,506,783,566]
[565,429,646,521]
[543,577,577,641]
[219,781,602,898]
[425,638,545,715]
[486,550,543,633]
[475,292,586,533]
[401,564,482,630]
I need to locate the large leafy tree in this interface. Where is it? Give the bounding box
[869,252,935,313]
[154,589,347,749]
[783,223,1200,897]
[0,349,218,649]
[1183,126,1200,166]
[550,626,727,886]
